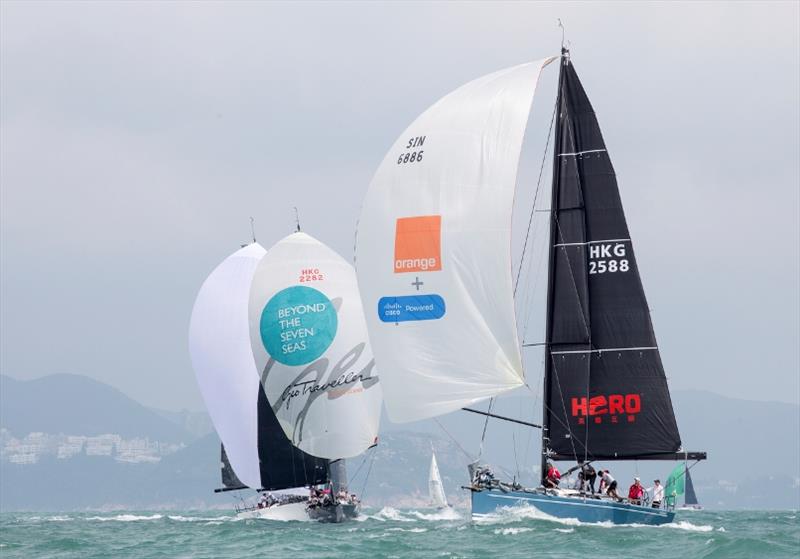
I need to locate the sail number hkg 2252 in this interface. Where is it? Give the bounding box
[588,242,630,275]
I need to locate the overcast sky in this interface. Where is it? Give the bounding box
[1,1,798,412]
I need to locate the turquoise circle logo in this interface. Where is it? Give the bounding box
[260,285,337,366]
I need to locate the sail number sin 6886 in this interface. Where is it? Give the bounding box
[397,136,426,165]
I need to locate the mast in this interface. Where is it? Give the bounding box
[541,47,569,486]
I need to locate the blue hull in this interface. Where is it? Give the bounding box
[471,488,675,526]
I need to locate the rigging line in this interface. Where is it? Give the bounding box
[523,377,591,462]
[553,214,591,341]
[519,195,548,340]
[433,417,474,462]
[583,345,591,465]
[348,452,370,484]
[521,229,549,342]
[359,446,378,503]
[522,361,544,476]
[513,98,559,296]
[551,114,591,341]
[549,354,581,463]
[477,397,495,459]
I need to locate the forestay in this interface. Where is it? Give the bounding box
[189,243,265,489]
[249,232,381,459]
[356,59,555,423]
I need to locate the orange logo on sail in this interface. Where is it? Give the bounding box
[394,215,442,273]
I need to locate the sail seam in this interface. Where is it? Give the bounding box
[551,346,658,355]
[553,238,631,247]
[557,149,606,157]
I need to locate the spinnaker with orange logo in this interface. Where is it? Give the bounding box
[355,58,556,423]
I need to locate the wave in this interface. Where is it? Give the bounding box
[407,508,462,521]
[85,514,163,522]
[493,527,534,535]
[25,515,73,522]
[474,503,592,527]
[367,507,418,522]
[167,515,232,523]
[660,520,714,532]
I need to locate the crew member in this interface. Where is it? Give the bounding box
[628,477,644,505]
[649,479,664,508]
[580,463,597,494]
[601,470,620,500]
[545,462,561,488]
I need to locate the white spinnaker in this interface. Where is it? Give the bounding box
[356,59,554,423]
[249,232,382,459]
[429,452,448,508]
[189,243,265,489]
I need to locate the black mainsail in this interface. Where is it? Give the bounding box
[216,384,329,492]
[542,52,698,472]
[220,444,247,491]
[256,385,329,490]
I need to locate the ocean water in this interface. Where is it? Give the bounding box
[0,507,797,558]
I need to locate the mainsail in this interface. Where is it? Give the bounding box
[191,243,329,491]
[356,58,555,423]
[220,444,246,490]
[542,55,682,462]
[684,466,699,506]
[429,452,448,508]
[255,383,329,490]
[249,232,381,459]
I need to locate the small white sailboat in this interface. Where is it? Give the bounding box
[428,450,449,510]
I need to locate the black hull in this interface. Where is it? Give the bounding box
[307,503,360,523]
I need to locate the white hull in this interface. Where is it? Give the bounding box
[235,502,310,521]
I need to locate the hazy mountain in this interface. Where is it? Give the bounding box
[147,407,214,440]
[0,374,797,511]
[0,374,190,443]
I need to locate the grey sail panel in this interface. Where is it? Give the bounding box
[684,467,699,505]
[220,444,247,490]
[543,56,682,462]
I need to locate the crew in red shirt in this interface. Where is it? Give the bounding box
[545,463,561,488]
[628,477,644,505]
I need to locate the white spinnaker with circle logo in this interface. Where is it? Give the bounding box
[249,232,382,459]
[189,243,265,489]
[355,59,555,423]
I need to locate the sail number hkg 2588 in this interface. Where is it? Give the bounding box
[397,136,425,165]
[588,243,630,275]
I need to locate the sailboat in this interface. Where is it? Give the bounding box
[683,467,702,510]
[429,449,449,510]
[355,47,706,526]
[190,232,381,523]
[668,461,703,511]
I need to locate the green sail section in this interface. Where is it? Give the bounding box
[665,463,686,505]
